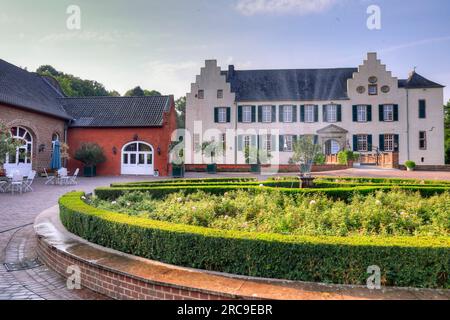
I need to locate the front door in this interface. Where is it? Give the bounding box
[121,142,154,175]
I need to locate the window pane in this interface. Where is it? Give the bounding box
[125,143,138,152]
[305,105,314,122]
[357,105,367,122]
[139,144,151,152]
[130,154,136,164]
[139,154,145,164]
[123,154,128,164]
[147,155,152,165]
[19,127,26,138]
[243,106,252,123]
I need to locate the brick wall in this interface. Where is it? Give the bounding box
[0,103,66,172]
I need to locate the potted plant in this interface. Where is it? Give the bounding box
[74,143,106,177]
[352,152,361,167]
[199,140,223,174]
[169,140,185,178]
[404,160,416,172]
[290,135,321,188]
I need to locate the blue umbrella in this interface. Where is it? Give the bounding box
[50,140,62,170]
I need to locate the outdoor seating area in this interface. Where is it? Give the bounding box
[0,169,36,195]
[43,167,79,186]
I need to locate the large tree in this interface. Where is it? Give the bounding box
[36,65,117,97]
[445,101,450,164]
[124,86,162,97]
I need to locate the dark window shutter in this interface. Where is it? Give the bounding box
[379,105,384,121]
[238,106,242,123]
[313,135,319,145]
[379,134,385,152]
[367,105,372,122]
[293,106,297,122]
[272,106,276,122]
[214,108,219,123]
[394,134,399,152]
[353,135,358,151]
[226,108,231,123]
[368,135,373,151]
[393,105,399,121]
[300,105,305,122]
[279,135,284,152]
[251,106,256,123]
[314,105,319,122]
[352,105,358,122]
[257,106,262,123]
[237,135,243,151]
[337,105,342,122]
[419,100,426,119]
[323,105,327,122]
[279,106,284,123]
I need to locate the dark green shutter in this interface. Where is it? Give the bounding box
[368,135,373,151]
[238,106,242,123]
[337,105,342,122]
[393,105,399,121]
[367,105,372,122]
[257,106,262,122]
[293,106,297,122]
[352,105,358,122]
[279,135,284,152]
[379,105,384,121]
[279,106,284,123]
[379,134,385,152]
[419,100,426,119]
[251,106,256,122]
[314,105,319,122]
[323,105,327,122]
[300,105,305,122]
[313,135,319,145]
[394,134,399,152]
[226,108,231,123]
[353,135,358,151]
[271,106,276,122]
[214,108,219,123]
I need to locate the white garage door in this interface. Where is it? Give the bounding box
[121,142,154,175]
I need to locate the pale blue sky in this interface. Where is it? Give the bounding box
[0,0,449,101]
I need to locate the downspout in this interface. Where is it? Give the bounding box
[406,88,410,161]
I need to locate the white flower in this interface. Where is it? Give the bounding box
[177,197,183,203]
[111,201,117,205]
[259,184,264,187]
[310,200,316,205]
[224,215,229,220]
[375,200,382,205]
[81,196,86,200]
[126,202,131,207]
[192,206,197,211]
[400,211,407,217]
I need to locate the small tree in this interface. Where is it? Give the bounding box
[74,143,106,167]
[169,139,185,165]
[290,135,321,176]
[0,123,22,169]
[198,140,223,164]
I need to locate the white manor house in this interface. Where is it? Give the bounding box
[185,53,445,166]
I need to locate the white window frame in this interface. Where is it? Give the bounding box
[326,105,337,123]
[384,134,394,152]
[368,84,378,95]
[284,135,293,152]
[357,105,367,122]
[262,106,272,123]
[419,131,427,150]
[283,105,293,123]
[217,107,227,123]
[305,105,315,123]
[263,134,272,152]
[383,105,394,122]
[357,135,368,152]
[242,106,252,123]
[198,90,204,99]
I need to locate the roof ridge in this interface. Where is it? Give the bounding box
[233,67,357,72]
[60,95,171,100]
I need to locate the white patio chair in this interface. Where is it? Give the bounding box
[57,168,69,185]
[66,168,79,185]
[0,181,7,193]
[10,172,24,195]
[43,168,55,185]
[23,171,36,192]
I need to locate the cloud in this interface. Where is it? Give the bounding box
[235,0,338,16]
[379,36,450,54]
[38,31,144,43]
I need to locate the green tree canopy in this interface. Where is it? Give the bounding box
[175,96,186,128]
[125,86,162,97]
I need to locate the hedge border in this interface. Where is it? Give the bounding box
[60,192,450,288]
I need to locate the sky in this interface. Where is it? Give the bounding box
[0,0,450,101]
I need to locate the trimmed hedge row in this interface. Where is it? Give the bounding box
[60,192,450,288]
[272,176,450,185]
[95,184,450,201]
[111,177,256,187]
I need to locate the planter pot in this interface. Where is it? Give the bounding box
[83,166,97,177]
[406,167,415,172]
[206,164,217,174]
[0,168,5,177]
[172,165,185,178]
[251,164,261,173]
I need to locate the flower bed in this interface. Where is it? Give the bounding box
[59,178,450,289]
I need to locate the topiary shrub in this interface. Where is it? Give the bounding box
[405,160,416,170]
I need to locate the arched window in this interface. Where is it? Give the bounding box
[6,126,33,165]
[121,142,154,175]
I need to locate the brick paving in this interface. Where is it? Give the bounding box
[0,168,449,300]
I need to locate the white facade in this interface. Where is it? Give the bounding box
[185,53,445,166]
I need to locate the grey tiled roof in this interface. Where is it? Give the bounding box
[223,68,358,101]
[398,71,444,89]
[0,59,71,119]
[61,96,171,127]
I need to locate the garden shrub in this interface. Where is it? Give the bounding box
[60,192,450,288]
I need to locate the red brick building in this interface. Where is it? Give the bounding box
[0,59,177,176]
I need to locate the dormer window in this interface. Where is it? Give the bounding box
[198,90,204,99]
[368,84,378,95]
[217,90,223,99]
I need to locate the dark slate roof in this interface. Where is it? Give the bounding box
[398,71,444,89]
[61,96,171,127]
[0,59,71,119]
[222,68,358,101]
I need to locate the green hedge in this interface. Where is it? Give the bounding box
[60,192,450,288]
[111,177,257,187]
[273,176,450,185]
[95,184,450,201]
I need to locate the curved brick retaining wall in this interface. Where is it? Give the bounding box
[34,206,450,300]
